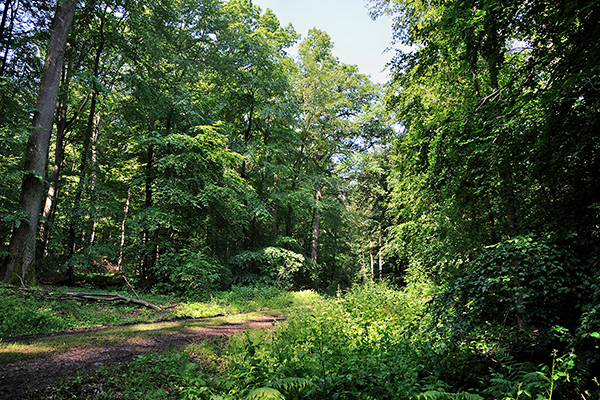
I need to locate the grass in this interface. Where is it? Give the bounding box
[0,284,320,365]
[0,310,281,364]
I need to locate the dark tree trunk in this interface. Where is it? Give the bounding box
[37,71,88,260]
[271,174,278,239]
[0,0,15,77]
[66,22,104,283]
[378,224,383,282]
[311,183,322,289]
[311,183,322,264]
[2,1,76,285]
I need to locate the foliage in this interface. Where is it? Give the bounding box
[152,248,230,298]
[229,246,308,287]
[190,283,434,399]
[431,235,599,355]
[0,288,69,337]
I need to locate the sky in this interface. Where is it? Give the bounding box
[250,0,395,84]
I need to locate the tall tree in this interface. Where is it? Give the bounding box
[293,29,383,285]
[2,0,76,285]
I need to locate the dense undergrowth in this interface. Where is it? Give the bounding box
[3,283,599,399]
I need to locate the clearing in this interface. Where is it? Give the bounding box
[0,311,285,399]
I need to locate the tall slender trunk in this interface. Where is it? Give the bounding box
[0,0,16,77]
[378,224,383,282]
[38,89,68,259]
[311,183,322,263]
[0,0,11,45]
[67,23,104,282]
[85,113,100,247]
[311,183,322,289]
[2,1,76,285]
[141,139,154,279]
[360,246,367,284]
[271,174,278,239]
[369,234,374,282]
[117,186,131,268]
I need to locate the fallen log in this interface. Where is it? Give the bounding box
[1,284,163,310]
[64,292,162,310]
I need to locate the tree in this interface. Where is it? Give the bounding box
[292,29,383,287]
[2,0,76,285]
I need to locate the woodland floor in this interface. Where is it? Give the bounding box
[0,313,286,399]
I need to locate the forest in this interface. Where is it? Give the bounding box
[1,0,599,399]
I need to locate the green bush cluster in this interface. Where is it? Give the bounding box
[0,291,69,337]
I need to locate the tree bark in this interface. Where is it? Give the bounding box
[360,246,367,284]
[0,0,11,43]
[37,72,89,259]
[0,0,15,77]
[311,183,322,289]
[378,224,383,282]
[271,173,278,239]
[311,183,322,264]
[117,186,131,268]
[2,1,76,285]
[369,234,374,282]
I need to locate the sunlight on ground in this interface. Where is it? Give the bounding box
[0,310,285,364]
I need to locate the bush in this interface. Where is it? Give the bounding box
[151,248,231,298]
[229,246,309,287]
[0,290,68,337]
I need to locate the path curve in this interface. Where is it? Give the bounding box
[0,314,285,399]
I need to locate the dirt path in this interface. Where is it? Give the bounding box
[0,313,285,399]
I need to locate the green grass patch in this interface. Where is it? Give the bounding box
[176,286,320,318]
[0,311,280,364]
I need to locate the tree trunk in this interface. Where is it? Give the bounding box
[360,246,367,284]
[37,89,69,260]
[141,126,155,278]
[0,0,15,77]
[117,186,131,268]
[2,1,76,286]
[378,224,383,282]
[311,183,322,264]
[271,173,278,239]
[0,0,11,43]
[85,112,101,246]
[369,234,374,282]
[37,73,89,259]
[311,183,322,289]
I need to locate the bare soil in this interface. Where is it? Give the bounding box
[0,314,285,399]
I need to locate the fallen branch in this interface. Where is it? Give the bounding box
[1,284,163,310]
[123,276,141,300]
[64,292,162,310]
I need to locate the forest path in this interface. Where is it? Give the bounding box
[0,312,285,399]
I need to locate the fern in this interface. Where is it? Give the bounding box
[244,387,286,400]
[272,377,312,391]
[243,378,311,400]
[418,391,484,400]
